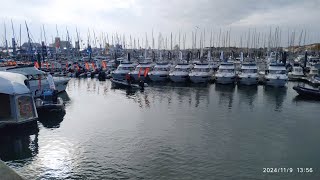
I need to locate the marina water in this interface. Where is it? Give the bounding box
[1,79,320,179]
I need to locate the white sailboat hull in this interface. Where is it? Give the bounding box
[215,75,235,84]
[189,75,211,83]
[149,73,169,82]
[169,75,189,83]
[265,78,287,87]
[238,75,259,85]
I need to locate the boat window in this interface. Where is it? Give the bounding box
[154,67,168,71]
[118,67,134,71]
[293,67,303,72]
[16,95,36,121]
[269,70,286,74]
[194,68,210,72]
[219,69,234,73]
[0,93,12,121]
[242,69,257,73]
[176,68,190,72]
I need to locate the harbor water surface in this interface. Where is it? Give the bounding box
[1,79,320,179]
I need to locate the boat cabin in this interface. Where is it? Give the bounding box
[240,63,258,73]
[0,72,38,128]
[192,63,211,72]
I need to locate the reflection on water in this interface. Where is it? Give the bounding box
[0,126,39,161]
[193,87,210,108]
[38,111,66,129]
[237,85,258,110]
[263,86,287,112]
[215,84,235,109]
[2,78,320,180]
[58,91,71,102]
[292,95,320,103]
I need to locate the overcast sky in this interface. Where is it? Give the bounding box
[1,0,320,48]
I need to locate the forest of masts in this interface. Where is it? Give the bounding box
[1,21,317,56]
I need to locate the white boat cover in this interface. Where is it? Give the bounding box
[6,66,46,75]
[0,71,30,95]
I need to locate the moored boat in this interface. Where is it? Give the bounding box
[111,62,136,81]
[215,62,236,84]
[265,63,288,87]
[238,62,259,85]
[293,85,320,99]
[5,65,70,97]
[169,63,193,83]
[288,63,305,80]
[110,78,147,90]
[129,62,154,82]
[0,72,38,129]
[148,62,171,82]
[35,89,65,113]
[189,63,214,83]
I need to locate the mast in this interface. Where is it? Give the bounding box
[19,24,21,49]
[130,35,132,49]
[40,26,43,43]
[43,25,47,45]
[152,29,154,49]
[66,27,71,60]
[229,28,231,48]
[11,19,16,55]
[178,30,181,50]
[4,22,8,56]
[218,28,221,48]
[192,32,194,49]
[183,33,186,50]
[25,21,32,61]
[210,30,213,48]
[170,32,172,50]
[56,24,59,37]
[76,27,80,52]
[93,30,96,47]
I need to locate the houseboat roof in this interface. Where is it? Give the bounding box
[0,71,30,95]
[6,65,46,76]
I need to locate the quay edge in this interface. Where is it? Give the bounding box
[0,160,25,180]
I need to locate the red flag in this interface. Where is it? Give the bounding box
[102,61,107,69]
[138,68,142,79]
[85,62,89,70]
[92,62,96,70]
[34,62,39,68]
[144,67,150,77]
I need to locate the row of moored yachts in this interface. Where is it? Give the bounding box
[110,60,288,87]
